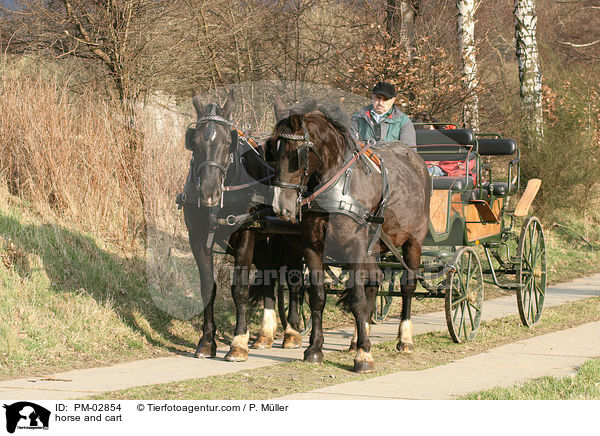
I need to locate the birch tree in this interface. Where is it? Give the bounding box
[514,0,544,140]
[457,0,479,130]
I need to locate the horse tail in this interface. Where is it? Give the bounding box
[248,284,263,309]
[336,287,353,312]
[277,281,288,330]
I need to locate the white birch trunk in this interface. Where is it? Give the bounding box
[514,0,544,140]
[457,0,480,130]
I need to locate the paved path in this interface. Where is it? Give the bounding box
[1,274,600,400]
[278,321,600,399]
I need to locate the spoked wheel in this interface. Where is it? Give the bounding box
[445,246,484,343]
[517,216,547,327]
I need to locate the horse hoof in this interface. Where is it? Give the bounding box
[348,341,357,352]
[303,351,323,364]
[194,342,217,358]
[250,335,274,349]
[396,341,415,353]
[282,332,302,349]
[224,347,248,362]
[353,360,375,374]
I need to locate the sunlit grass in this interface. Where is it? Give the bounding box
[462,359,600,400]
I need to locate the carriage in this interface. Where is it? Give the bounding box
[180,92,546,370]
[372,126,546,342]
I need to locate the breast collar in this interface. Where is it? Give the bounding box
[304,146,390,255]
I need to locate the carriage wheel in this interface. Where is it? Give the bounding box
[445,246,484,343]
[517,216,547,327]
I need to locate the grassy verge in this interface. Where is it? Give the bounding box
[92,296,600,400]
[462,359,600,400]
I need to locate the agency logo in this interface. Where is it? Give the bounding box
[3,402,50,434]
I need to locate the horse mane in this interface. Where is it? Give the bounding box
[278,98,353,144]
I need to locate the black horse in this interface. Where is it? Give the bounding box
[265,98,430,373]
[181,90,304,361]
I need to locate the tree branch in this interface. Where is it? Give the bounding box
[559,39,600,48]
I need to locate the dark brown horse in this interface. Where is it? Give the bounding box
[265,99,430,372]
[181,90,303,361]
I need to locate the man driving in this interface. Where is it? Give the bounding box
[350,81,416,147]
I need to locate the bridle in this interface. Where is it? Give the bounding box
[272,120,325,197]
[187,109,273,207]
[187,111,234,187]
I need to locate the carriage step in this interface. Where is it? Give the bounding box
[470,199,499,223]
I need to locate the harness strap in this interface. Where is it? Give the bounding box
[222,174,274,192]
[300,139,377,206]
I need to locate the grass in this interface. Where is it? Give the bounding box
[462,359,600,400]
[91,296,600,400]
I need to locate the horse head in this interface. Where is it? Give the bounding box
[186,89,236,207]
[266,98,349,221]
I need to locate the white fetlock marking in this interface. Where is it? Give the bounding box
[285,325,300,337]
[398,320,413,345]
[260,309,277,339]
[356,348,374,362]
[231,331,250,350]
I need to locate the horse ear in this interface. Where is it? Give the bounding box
[192,95,203,118]
[222,89,236,119]
[273,96,289,122]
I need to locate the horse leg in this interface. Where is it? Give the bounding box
[225,230,255,362]
[396,238,421,353]
[193,247,218,358]
[348,261,376,373]
[250,238,277,349]
[350,269,379,351]
[185,208,217,359]
[250,285,277,349]
[303,247,325,363]
[282,251,304,349]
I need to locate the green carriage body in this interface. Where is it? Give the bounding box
[374,125,547,340]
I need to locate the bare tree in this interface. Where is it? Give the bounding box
[386,0,419,58]
[514,0,544,140]
[12,0,170,103]
[457,0,479,129]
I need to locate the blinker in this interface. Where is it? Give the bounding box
[185,127,195,150]
[294,146,309,173]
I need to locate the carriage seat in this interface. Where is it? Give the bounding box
[460,182,515,203]
[416,129,477,193]
[477,138,517,156]
[415,129,475,161]
[432,176,474,191]
[483,181,515,197]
